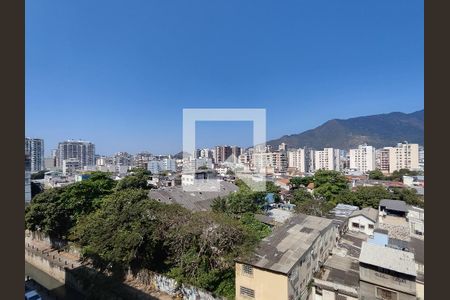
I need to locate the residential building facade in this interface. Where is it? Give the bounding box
[314,148,340,171]
[349,144,376,173]
[235,214,337,300]
[359,242,417,300]
[25,137,45,172]
[57,140,95,168]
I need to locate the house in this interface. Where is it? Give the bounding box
[275,178,291,190]
[359,242,417,300]
[348,207,378,236]
[235,214,336,300]
[379,199,409,218]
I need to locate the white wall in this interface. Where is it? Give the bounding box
[348,215,375,235]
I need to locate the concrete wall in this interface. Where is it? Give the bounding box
[25,247,66,283]
[25,231,221,300]
[360,280,416,300]
[359,264,416,299]
[235,263,288,300]
[348,216,375,236]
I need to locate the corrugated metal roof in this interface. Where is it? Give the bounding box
[359,242,416,277]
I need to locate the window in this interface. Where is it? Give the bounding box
[368,224,374,229]
[242,264,253,276]
[376,287,398,300]
[240,286,255,298]
[315,287,322,296]
[352,222,359,228]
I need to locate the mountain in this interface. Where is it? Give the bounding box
[267,110,424,150]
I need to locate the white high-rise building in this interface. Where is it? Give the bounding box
[148,158,177,174]
[25,138,45,172]
[288,148,306,173]
[314,148,341,171]
[387,142,420,172]
[57,140,96,168]
[349,144,376,173]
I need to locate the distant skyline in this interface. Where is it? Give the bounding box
[26,0,424,156]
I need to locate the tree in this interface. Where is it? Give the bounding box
[25,172,116,239]
[368,169,385,180]
[291,188,314,203]
[353,186,391,208]
[239,213,271,240]
[116,171,150,191]
[313,170,349,201]
[334,186,391,208]
[70,189,161,274]
[388,169,420,181]
[391,187,424,208]
[289,176,313,189]
[294,199,334,217]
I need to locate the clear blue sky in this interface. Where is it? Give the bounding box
[26,0,424,156]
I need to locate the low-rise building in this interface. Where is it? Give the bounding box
[235,214,337,300]
[379,199,409,218]
[407,206,424,237]
[348,207,379,236]
[359,242,417,300]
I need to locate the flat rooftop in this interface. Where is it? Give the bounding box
[318,254,360,287]
[359,242,416,277]
[239,214,333,274]
[148,181,238,211]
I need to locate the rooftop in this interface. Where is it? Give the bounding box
[317,254,360,288]
[239,214,333,274]
[380,199,408,212]
[359,242,416,277]
[329,204,359,218]
[350,207,378,223]
[148,181,238,211]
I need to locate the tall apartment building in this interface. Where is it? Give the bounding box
[376,148,390,174]
[388,142,419,172]
[349,144,376,173]
[252,151,288,173]
[214,146,233,165]
[418,146,424,171]
[113,152,132,166]
[235,214,336,300]
[199,148,213,159]
[25,151,31,202]
[25,138,45,172]
[314,148,341,171]
[133,152,153,169]
[57,140,96,168]
[288,148,307,173]
[377,142,420,173]
[231,146,242,163]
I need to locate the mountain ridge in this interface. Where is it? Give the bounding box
[267,109,424,149]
